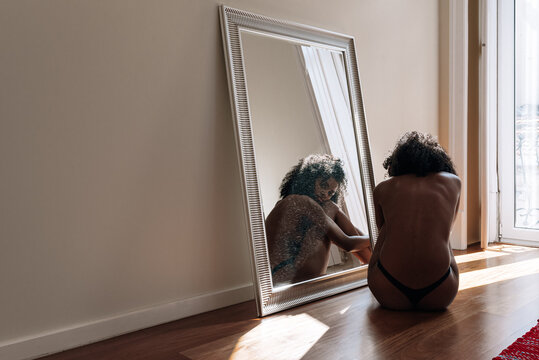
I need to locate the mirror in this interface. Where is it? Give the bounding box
[220,6,378,316]
[242,31,371,284]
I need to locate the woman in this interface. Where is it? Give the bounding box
[368,131,461,310]
[266,154,372,285]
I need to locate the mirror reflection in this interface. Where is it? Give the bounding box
[241,30,372,286]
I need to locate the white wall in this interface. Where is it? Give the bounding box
[0,0,440,358]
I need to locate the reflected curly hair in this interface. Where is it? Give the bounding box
[383,131,457,177]
[279,154,347,203]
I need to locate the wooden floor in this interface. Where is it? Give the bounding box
[40,244,539,360]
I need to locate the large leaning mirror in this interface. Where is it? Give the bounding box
[220,6,378,316]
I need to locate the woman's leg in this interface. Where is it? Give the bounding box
[368,262,415,310]
[368,256,459,311]
[415,256,459,310]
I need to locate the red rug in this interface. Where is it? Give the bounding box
[493,320,539,360]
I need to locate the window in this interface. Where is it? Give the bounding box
[497,0,539,244]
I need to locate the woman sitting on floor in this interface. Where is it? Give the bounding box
[368,131,461,310]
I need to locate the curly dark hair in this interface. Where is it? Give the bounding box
[383,131,457,177]
[279,154,347,203]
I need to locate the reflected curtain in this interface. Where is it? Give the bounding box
[299,46,368,234]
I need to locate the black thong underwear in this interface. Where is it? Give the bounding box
[376,260,452,306]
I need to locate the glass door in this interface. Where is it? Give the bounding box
[498,0,539,245]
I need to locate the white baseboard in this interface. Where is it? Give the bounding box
[0,283,254,360]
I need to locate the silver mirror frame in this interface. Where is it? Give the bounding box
[220,5,378,316]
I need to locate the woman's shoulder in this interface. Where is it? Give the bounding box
[282,194,314,202]
[374,177,392,190]
[274,195,327,219]
[430,172,461,188]
[373,177,396,197]
[280,194,321,208]
[321,200,339,216]
[378,172,460,184]
[374,172,460,193]
[372,178,388,204]
[431,171,460,179]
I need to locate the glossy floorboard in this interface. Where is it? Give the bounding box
[40,244,539,360]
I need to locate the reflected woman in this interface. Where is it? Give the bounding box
[266,154,372,285]
[368,131,461,310]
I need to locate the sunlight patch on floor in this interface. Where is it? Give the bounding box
[339,305,351,315]
[487,244,539,253]
[230,313,329,360]
[455,244,538,264]
[454,250,509,264]
[459,257,539,291]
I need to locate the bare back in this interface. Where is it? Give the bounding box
[266,194,371,285]
[266,195,331,285]
[372,172,461,287]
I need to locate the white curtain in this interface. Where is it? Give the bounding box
[300,46,368,234]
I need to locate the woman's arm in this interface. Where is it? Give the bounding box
[369,184,386,268]
[373,184,385,230]
[325,215,371,253]
[334,208,372,263]
[334,208,364,236]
